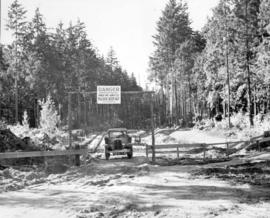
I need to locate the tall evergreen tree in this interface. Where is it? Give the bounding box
[106,47,119,70]
[1,0,142,126]
[255,0,270,113]
[6,0,27,123]
[233,0,261,126]
[150,0,192,123]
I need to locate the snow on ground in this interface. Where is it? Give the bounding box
[141,128,236,159]
[142,129,232,145]
[1,157,270,218]
[169,129,228,144]
[1,129,270,218]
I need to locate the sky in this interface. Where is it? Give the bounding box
[0,0,219,88]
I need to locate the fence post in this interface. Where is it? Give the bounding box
[146,144,148,160]
[77,89,81,124]
[249,137,253,148]
[75,144,80,166]
[177,146,179,160]
[203,144,206,160]
[264,131,270,138]
[256,140,260,152]
[150,93,155,162]
[82,149,87,166]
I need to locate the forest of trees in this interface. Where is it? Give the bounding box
[2,0,270,130]
[149,0,270,127]
[0,0,141,127]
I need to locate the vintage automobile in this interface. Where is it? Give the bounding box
[104,128,132,160]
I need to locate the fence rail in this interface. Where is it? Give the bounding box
[1,134,269,163]
[145,134,270,160]
[0,149,89,160]
[154,143,204,149]
[0,142,147,161]
[258,137,270,143]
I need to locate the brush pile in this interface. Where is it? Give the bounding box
[0,129,36,152]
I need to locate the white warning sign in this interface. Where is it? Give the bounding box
[97,86,121,104]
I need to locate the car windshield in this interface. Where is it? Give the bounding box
[109,131,127,138]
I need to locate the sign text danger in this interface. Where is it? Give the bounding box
[97,86,121,104]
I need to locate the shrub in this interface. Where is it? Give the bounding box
[0,120,7,130]
[22,110,30,129]
[39,95,60,133]
[254,113,270,133]
[194,112,270,139]
[8,111,30,138]
[230,113,250,130]
[194,118,215,130]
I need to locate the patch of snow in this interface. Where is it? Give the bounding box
[170,129,227,144]
[142,129,231,146]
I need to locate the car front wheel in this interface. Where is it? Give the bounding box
[105,148,110,160]
[127,148,133,159]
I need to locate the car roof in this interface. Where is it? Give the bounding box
[108,128,127,132]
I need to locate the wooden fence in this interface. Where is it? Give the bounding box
[0,133,270,164]
[145,135,270,161]
[0,149,88,159]
[0,133,105,166]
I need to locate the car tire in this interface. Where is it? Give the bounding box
[105,148,110,160]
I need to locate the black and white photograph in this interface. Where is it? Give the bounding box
[0,0,270,217]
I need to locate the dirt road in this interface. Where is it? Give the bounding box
[1,156,270,218]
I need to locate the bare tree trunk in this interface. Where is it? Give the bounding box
[15,21,19,124]
[35,98,39,128]
[184,90,186,119]
[183,89,187,120]
[15,78,18,123]
[194,85,198,116]
[224,0,231,127]
[161,83,166,125]
[188,75,192,117]
[170,73,173,124]
[254,85,256,117]
[178,85,182,120]
[245,0,254,126]
[166,75,170,124]
[223,100,226,118]
[77,89,81,127]
[267,86,270,113]
[83,100,86,128]
[174,73,178,124]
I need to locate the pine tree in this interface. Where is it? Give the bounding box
[255,0,270,113]
[199,0,236,120]
[1,0,142,127]
[233,0,261,126]
[6,0,27,123]
[6,0,27,45]
[150,0,192,123]
[32,8,46,36]
[106,47,119,70]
